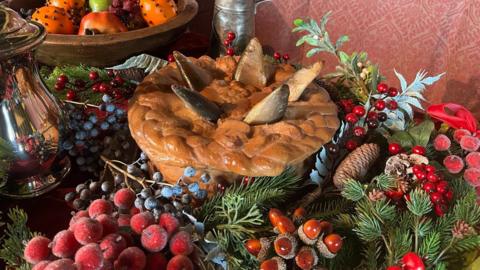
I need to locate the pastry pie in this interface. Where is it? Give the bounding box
[128,38,339,188]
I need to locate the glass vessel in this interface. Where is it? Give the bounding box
[0,5,70,198]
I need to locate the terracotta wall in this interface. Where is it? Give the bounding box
[193,0,480,117]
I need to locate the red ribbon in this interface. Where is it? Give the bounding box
[427,103,478,134]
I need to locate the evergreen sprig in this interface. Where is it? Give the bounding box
[0,207,39,269]
[0,137,14,183]
[341,179,366,202]
[406,189,432,216]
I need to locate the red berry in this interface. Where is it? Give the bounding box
[412,164,424,174]
[88,199,113,218]
[415,170,426,181]
[114,188,136,209]
[466,152,480,169]
[434,203,446,217]
[424,165,436,173]
[339,99,354,113]
[227,32,236,41]
[107,70,115,77]
[430,192,443,204]
[422,182,436,193]
[345,113,358,123]
[223,39,232,46]
[454,128,472,142]
[388,143,402,155]
[167,54,175,63]
[117,214,131,227]
[159,213,180,235]
[141,225,169,252]
[367,111,378,120]
[100,233,127,261]
[385,189,404,201]
[436,181,448,194]
[57,74,69,84]
[145,253,168,270]
[388,87,398,97]
[69,210,89,230]
[89,71,99,81]
[96,214,119,236]
[98,83,110,93]
[387,267,402,270]
[464,168,480,187]
[114,76,124,85]
[345,140,358,151]
[91,83,100,92]
[169,230,194,256]
[66,90,76,101]
[353,105,366,116]
[226,47,235,56]
[51,230,80,258]
[112,89,123,99]
[130,212,155,234]
[387,100,398,110]
[444,190,454,201]
[273,52,281,60]
[74,243,104,270]
[374,100,386,111]
[460,135,480,152]
[73,217,103,245]
[54,82,65,91]
[377,83,388,93]
[426,172,439,183]
[114,247,147,270]
[32,261,51,270]
[402,252,425,270]
[166,255,194,270]
[44,259,76,270]
[353,126,366,137]
[412,145,426,156]
[24,236,51,264]
[443,155,465,174]
[283,54,290,61]
[433,134,451,151]
[130,207,140,216]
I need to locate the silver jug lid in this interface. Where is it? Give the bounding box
[0,5,45,60]
[215,0,255,11]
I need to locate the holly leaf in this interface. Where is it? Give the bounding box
[408,119,435,147]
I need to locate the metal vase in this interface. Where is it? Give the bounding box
[0,6,70,198]
[210,0,269,57]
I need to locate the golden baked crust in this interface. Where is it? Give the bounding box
[128,55,339,182]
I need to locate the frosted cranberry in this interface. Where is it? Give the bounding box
[460,135,480,152]
[443,155,465,174]
[453,129,471,142]
[466,152,480,169]
[464,168,480,187]
[433,134,451,151]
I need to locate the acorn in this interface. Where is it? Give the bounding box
[298,219,322,245]
[273,233,297,259]
[269,208,284,227]
[316,233,343,259]
[260,256,287,270]
[245,237,271,262]
[276,216,296,234]
[319,221,333,235]
[292,207,306,222]
[295,246,319,270]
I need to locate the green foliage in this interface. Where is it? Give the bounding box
[406,189,432,216]
[388,120,436,150]
[341,179,366,202]
[0,207,39,269]
[373,174,397,190]
[0,138,14,182]
[308,197,353,220]
[452,190,480,225]
[419,231,441,264]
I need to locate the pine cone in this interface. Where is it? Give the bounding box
[333,143,380,189]
[452,220,475,239]
[368,189,386,201]
[397,178,410,193]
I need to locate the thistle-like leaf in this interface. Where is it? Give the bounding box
[110,54,168,74]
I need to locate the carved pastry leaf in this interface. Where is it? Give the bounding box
[243,84,290,125]
[234,38,267,88]
[171,85,222,122]
[286,61,323,101]
[173,51,213,91]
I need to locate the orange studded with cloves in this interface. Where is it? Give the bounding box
[31,6,75,34]
[139,0,177,26]
[47,0,85,11]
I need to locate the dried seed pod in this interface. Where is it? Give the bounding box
[298,219,322,245]
[295,246,319,270]
[333,143,380,189]
[273,233,297,259]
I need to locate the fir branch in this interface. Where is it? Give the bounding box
[333,213,356,229]
[373,174,397,190]
[358,240,383,270]
[341,179,366,202]
[453,189,480,225]
[354,211,382,241]
[419,231,441,264]
[448,235,480,254]
[0,207,39,268]
[406,189,432,216]
[308,198,353,220]
[389,228,412,263]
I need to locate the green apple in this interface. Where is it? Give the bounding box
[89,0,112,12]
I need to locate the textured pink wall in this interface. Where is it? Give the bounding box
[195,0,480,116]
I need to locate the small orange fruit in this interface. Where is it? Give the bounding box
[292,207,306,221]
[260,257,286,270]
[78,12,128,35]
[47,0,85,11]
[31,6,75,34]
[139,0,177,26]
[244,239,261,256]
[276,216,295,234]
[303,219,322,240]
[323,233,343,254]
[268,208,284,227]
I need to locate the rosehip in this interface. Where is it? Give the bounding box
[412,145,426,156]
[353,105,366,116]
[433,134,451,151]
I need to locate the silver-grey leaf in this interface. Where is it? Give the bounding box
[110,54,168,74]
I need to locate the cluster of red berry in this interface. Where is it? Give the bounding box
[273,52,290,63]
[245,208,342,270]
[340,82,400,151]
[223,31,237,56]
[54,71,130,101]
[433,129,480,189]
[387,252,425,270]
[23,188,196,270]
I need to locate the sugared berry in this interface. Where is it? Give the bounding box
[73,217,103,245]
[114,188,136,209]
[141,225,169,252]
[114,247,146,270]
[466,152,480,169]
[454,129,471,142]
[166,255,194,270]
[130,212,155,234]
[88,199,113,218]
[464,168,480,187]
[159,213,180,235]
[433,134,451,151]
[74,243,104,270]
[96,214,119,236]
[24,236,51,264]
[169,230,194,256]
[51,230,80,258]
[145,253,168,270]
[460,135,480,152]
[443,155,465,174]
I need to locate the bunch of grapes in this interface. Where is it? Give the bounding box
[109,0,146,30]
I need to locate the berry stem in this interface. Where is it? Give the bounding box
[63,100,100,109]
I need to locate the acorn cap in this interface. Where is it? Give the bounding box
[272,256,287,270]
[298,224,317,245]
[273,233,298,259]
[295,246,319,270]
[257,237,272,262]
[260,256,287,270]
[316,235,337,259]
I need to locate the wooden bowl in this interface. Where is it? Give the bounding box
[33,0,198,67]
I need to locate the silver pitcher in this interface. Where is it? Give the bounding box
[0,6,70,198]
[210,0,270,57]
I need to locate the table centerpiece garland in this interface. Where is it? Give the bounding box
[1,11,480,270]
